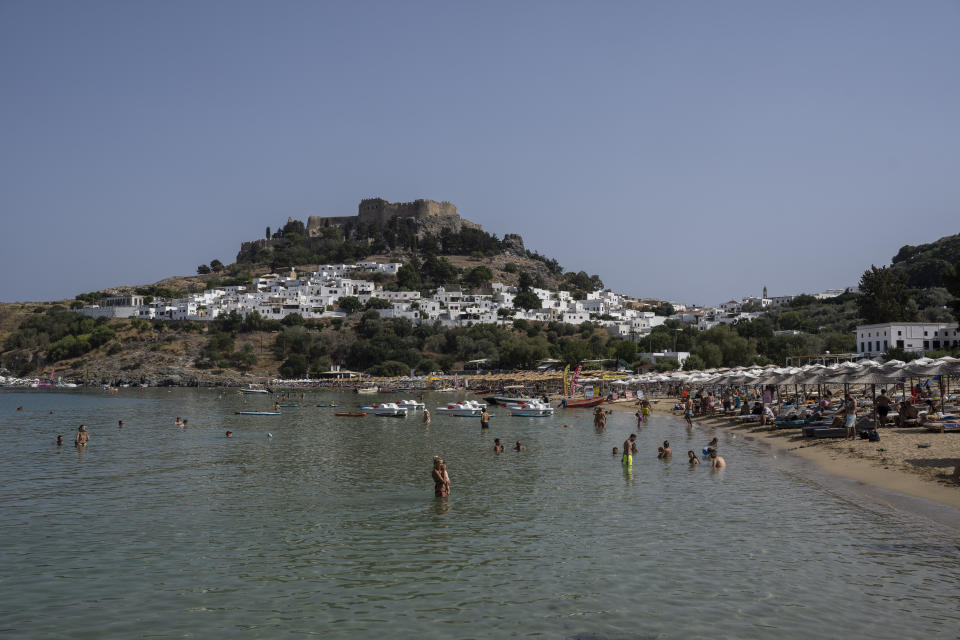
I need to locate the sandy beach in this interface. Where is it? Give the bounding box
[607,398,960,511]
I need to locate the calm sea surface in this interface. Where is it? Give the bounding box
[1,388,958,639]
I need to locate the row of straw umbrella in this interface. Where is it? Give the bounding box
[621,357,960,428]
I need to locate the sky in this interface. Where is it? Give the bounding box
[1,1,959,305]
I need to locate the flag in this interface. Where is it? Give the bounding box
[570,364,583,396]
[562,364,570,396]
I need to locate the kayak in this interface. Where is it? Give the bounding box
[276,404,299,408]
[235,411,281,416]
[315,403,338,408]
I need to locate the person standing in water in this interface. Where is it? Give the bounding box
[493,438,504,453]
[423,408,431,425]
[56,435,63,446]
[74,425,90,447]
[684,398,694,427]
[662,441,672,458]
[709,449,726,469]
[688,450,700,465]
[432,457,449,497]
[480,408,490,429]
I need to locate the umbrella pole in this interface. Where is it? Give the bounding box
[872,383,877,430]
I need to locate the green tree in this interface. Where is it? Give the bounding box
[338,296,363,314]
[857,265,913,323]
[210,259,225,273]
[279,354,308,378]
[514,291,541,310]
[462,266,493,288]
[364,297,392,310]
[197,264,211,274]
[682,354,706,370]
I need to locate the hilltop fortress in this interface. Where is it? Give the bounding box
[306,198,481,237]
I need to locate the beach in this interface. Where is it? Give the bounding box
[610,398,960,512]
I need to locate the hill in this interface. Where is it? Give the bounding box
[890,233,960,288]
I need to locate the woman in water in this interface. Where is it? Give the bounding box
[688,450,700,465]
[432,457,449,497]
[74,425,90,447]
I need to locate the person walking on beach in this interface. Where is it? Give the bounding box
[74,425,90,447]
[876,390,891,427]
[843,393,858,440]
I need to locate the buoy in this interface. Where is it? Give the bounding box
[267,433,273,438]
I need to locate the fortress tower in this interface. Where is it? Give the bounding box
[306,198,480,237]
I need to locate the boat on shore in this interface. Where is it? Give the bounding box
[355,386,379,394]
[397,399,425,410]
[561,397,605,409]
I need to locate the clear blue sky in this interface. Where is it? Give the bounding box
[2,1,958,304]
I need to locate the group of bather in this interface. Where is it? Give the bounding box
[615,433,725,469]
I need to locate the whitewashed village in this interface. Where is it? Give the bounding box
[72,263,956,362]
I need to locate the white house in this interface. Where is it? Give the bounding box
[855,322,960,356]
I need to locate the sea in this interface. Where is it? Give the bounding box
[1,388,958,639]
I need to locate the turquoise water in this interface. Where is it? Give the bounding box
[1,388,958,639]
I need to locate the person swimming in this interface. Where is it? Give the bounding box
[118,420,124,429]
[708,437,718,448]
[688,450,700,465]
[662,441,672,458]
[709,449,726,469]
[56,435,63,446]
[514,440,525,451]
[612,446,619,456]
[493,438,504,453]
[175,416,182,426]
[225,430,233,438]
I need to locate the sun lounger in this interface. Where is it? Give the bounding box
[925,422,960,433]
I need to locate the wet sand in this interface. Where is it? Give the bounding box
[608,397,960,511]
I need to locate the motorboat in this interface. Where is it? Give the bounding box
[506,399,554,417]
[240,387,269,394]
[397,399,425,410]
[355,386,379,394]
[485,394,542,406]
[371,402,408,417]
[435,400,487,416]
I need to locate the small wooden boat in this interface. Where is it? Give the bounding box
[561,397,605,408]
[355,387,379,394]
[335,412,366,417]
[235,411,281,416]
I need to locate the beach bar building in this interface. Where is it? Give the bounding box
[855,322,959,356]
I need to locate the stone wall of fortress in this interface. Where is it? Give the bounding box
[307,198,481,236]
